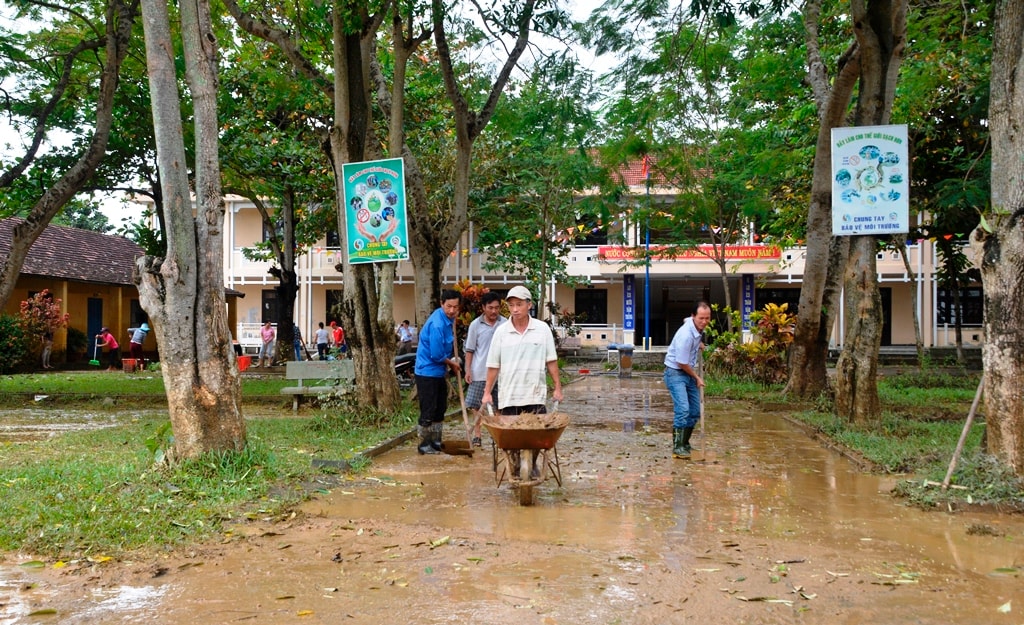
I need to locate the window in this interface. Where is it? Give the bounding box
[754,288,802,315]
[574,289,607,325]
[130,300,147,327]
[937,287,983,326]
[261,289,279,324]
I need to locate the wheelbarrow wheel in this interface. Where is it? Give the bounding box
[518,451,535,506]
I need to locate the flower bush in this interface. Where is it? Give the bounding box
[706,302,795,385]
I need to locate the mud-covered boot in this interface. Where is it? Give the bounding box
[429,422,444,452]
[682,427,696,455]
[672,428,689,459]
[417,425,439,455]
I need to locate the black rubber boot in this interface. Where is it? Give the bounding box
[681,427,695,454]
[672,428,689,458]
[429,422,443,452]
[417,425,439,455]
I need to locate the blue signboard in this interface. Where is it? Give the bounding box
[623,275,635,331]
[741,274,755,332]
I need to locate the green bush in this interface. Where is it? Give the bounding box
[66,326,87,358]
[706,303,795,386]
[0,314,30,373]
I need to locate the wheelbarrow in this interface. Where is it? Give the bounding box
[482,406,568,506]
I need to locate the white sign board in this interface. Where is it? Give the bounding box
[831,124,909,235]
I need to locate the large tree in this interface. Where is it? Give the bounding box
[135,0,246,459]
[223,0,404,411]
[219,39,335,361]
[784,0,859,400]
[0,0,137,311]
[475,60,610,315]
[408,0,564,323]
[832,0,908,425]
[971,0,1024,475]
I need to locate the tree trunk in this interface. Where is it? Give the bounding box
[834,236,882,423]
[137,0,245,460]
[0,0,136,312]
[785,0,860,399]
[893,234,924,368]
[832,0,907,424]
[328,23,400,412]
[971,0,1024,475]
[716,257,732,332]
[951,280,965,364]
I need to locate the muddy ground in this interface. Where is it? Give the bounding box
[2,374,1022,624]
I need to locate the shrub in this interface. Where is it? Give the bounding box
[0,314,30,373]
[66,327,87,357]
[706,303,795,386]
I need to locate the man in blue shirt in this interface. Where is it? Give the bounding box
[664,302,711,458]
[414,290,462,454]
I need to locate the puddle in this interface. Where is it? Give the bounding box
[0,375,1021,624]
[0,409,143,442]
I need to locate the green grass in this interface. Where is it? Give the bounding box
[0,400,418,558]
[0,372,291,404]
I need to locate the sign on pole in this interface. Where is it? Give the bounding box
[831,124,909,236]
[342,157,410,264]
[623,275,635,331]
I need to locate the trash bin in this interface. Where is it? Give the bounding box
[617,344,634,378]
[122,358,137,373]
[237,355,251,372]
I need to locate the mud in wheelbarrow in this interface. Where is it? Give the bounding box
[483,411,569,505]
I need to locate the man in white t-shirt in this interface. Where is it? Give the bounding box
[481,286,562,416]
[464,292,507,446]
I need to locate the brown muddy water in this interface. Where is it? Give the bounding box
[1,375,1022,624]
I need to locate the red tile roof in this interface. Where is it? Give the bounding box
[1,217,144,286]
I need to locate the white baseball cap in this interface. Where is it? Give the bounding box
[506,286,533,301]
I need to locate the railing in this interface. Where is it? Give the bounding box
[237,322,271,349]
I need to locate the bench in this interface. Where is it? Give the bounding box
[281,360,355,411]
[560,335,582,356]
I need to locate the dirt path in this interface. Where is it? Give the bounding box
[3,375,1022,624]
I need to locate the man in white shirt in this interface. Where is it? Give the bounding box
[481,286,562,415]
[463,292,507,446]
[664,302,711,458]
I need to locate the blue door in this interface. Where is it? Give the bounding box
[87,298,103,355]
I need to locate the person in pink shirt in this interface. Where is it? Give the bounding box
[257,321,276,367]
[95,327,121,371]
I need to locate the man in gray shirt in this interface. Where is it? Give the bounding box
[463,291,507,447]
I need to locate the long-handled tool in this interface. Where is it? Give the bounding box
[89,340,101,366]
[454,322,474,452]
[697,351,706,462]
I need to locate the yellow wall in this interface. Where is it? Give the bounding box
[3,277,151,360]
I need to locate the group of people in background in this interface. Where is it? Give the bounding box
[254,320,348,367]
[91,323,150,372]
[72,288,710,463]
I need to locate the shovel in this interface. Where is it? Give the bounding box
[446,321,474,456]
[89,340,101,366]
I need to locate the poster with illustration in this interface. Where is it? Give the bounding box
[831,124,909,236]
[341,157,410,264]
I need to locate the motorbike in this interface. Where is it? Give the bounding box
[394,352,416,389]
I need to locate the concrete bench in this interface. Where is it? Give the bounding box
[281,360,355,411]
[560,335,582,356]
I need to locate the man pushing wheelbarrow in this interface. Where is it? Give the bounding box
[480,286,565,505]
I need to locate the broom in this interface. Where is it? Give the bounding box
[89,340,101,366]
